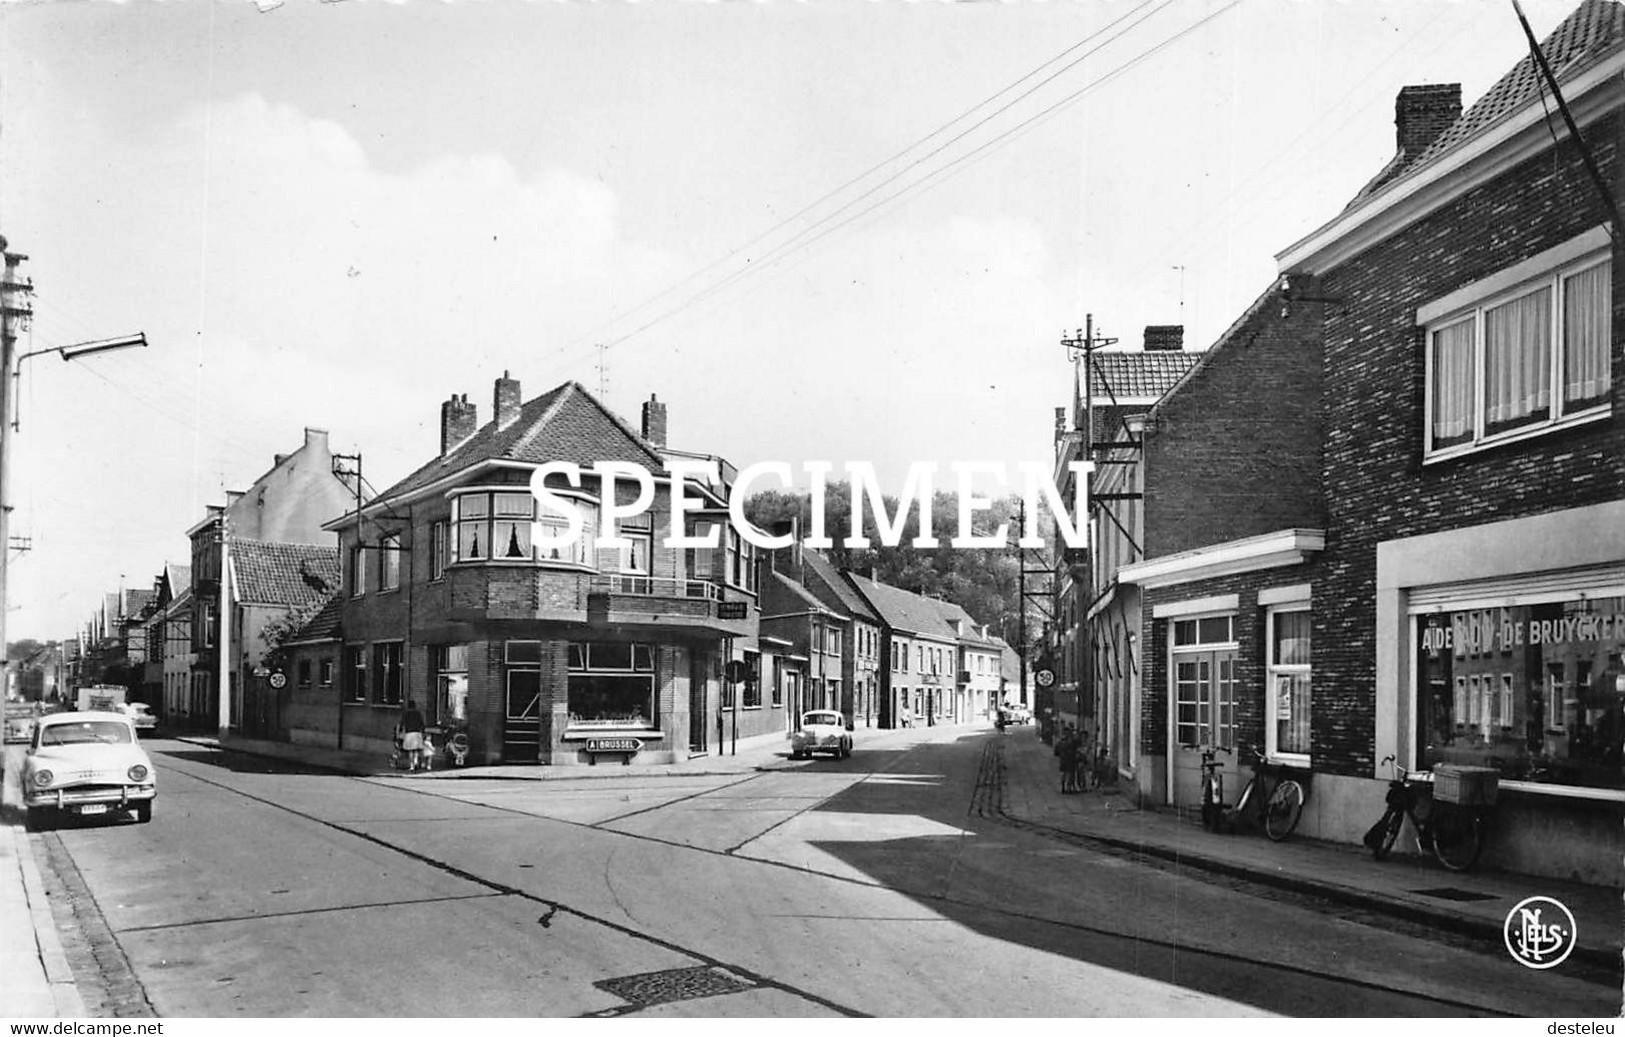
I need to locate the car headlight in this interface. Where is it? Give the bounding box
[128,765,148,782]
[33,770,53,788]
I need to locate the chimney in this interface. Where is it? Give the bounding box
[493,372,521,428]
[641,393,668,447]
[1143,325,1185,352]
[441,393,477,454]
[1395,84,1461,159]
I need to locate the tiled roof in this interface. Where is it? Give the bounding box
[764,570,839,616]
[373,382,666,507]
[1089,352,1201,400]
[286,594,343,643]
[800,552,880,623]
[230,540,340,607]
[845,575,958,640]
[1363,0,1625,206]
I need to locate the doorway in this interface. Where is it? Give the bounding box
[1167,613,1238,808]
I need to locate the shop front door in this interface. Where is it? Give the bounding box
[1170,648,1237,808]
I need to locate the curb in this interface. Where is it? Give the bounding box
[11,827,86,1017]
[173,736,799,782]
[994,747,1620,976]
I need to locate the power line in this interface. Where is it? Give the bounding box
[552,0,1171,360]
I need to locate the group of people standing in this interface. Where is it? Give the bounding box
[1053,723,1098,794]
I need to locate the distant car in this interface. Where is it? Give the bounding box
[790,710,852,760]
[1000,705,1033,725]
[119,702,158,733]
[23,710,156,830]
[4,703,39,743]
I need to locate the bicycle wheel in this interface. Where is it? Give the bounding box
[1200,775,1222,831]
[1372,810,1403,860]
[1263,779,1306,841]
[1430,805,1484,871]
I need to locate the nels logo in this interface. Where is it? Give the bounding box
[1503,896,1578,970]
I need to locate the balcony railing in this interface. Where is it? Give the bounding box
[589,575,723,602]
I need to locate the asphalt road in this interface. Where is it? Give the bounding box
[16,729,1617,1017]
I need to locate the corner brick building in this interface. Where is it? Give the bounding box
[303,376,758,766]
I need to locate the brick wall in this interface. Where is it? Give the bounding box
[1312,112,1625,777]
[1142,297,1325,559]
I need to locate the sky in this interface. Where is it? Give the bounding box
[0,0,1592,643]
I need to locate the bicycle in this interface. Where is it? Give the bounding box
[1364,755,1487,872]
[1198,745,1232,831]
[1228,743,1308,841]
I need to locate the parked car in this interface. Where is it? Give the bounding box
[119,702,158,734]
[1000,705,1033,725]
[790,710,852,760]
[23,711,156,830]
[4,702,40,743]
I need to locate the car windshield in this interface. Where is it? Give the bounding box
[40,721,133,746]
[803,713,840,727]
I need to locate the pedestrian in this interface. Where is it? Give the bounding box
[400,699,428,773]
[1058,726,1079,794]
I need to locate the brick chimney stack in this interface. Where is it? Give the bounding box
[641,393,668,447]
[1396,84,1462,159]
[1143,325,1185,352]
[440,393,477,454]
[493,372,521,428]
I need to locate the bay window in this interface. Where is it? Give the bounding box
[452,489,597,567]
[1423,228,1612,459]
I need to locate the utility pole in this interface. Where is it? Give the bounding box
[1061,317,1117,741]
[0,240,32,688]
[218,510,233,737]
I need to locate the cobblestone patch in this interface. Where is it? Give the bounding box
[35,833,155,1018]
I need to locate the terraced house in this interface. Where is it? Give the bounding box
[314,375,758,766]
[1271,0,1624,881]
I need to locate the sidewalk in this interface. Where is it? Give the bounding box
[0,752,85,1018]
[994,726,1623,974]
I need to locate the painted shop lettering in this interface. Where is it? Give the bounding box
[1423,612,1623,652]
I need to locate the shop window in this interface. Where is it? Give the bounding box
[566,641,656,727]
[1423,233,1611,460]
[1267,609,1312,760]
[436,644,468,724]
[1416,596,1624,790]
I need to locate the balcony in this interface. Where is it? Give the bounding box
[586,575,753,636]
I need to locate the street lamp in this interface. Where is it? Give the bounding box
[0,234,147,687]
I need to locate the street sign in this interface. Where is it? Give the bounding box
[586,737,642,753]
[717,601,748,620]
[1035,668,1056,688]
[268,672,287,690]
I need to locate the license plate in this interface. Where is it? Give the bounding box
[77,804,108,815]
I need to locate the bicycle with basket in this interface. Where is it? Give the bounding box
[1364,756,1497,871]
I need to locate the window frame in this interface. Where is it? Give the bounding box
[343,644,367,704]
[1265,606,1313,765]
[379,533,402,592]
[429,519,449,582]
[372,640,405,706]
[1422,239,1612,462]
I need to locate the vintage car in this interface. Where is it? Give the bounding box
[4,702,39,743]
[23,711,156,830]
[790,710,852,760]
[119,702,159,733]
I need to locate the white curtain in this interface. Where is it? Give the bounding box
[1484,287,1552,428]
[1431,319,1474,443]
[1563,262,1610,407]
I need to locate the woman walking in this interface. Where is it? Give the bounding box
[1057,725,1080,794]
